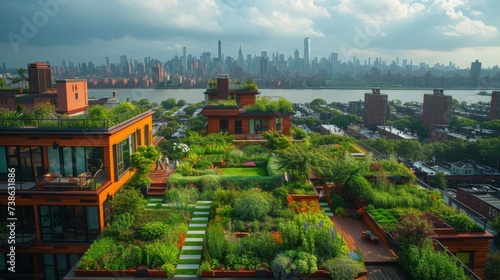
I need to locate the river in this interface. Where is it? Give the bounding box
[88,88,493,105]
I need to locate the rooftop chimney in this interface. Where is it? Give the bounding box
[112,91,116,98]
[217,74,229,99]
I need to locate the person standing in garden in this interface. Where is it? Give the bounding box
[165,156,170,172]
[155,155,164,170]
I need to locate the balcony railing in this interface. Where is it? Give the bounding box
[0,169,109,191]
[0,106,149,129]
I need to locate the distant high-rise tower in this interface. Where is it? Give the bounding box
[470,59,482,78]
[304,37,310,71]
[490,91,500,120]
[364,88,388,129]
[106,57,109,69]
[183,47,187,73]
[422,89,452,127]
[151,64,164,85]
[331,52,338,74]
[218,40,222,60]
[237,46,244,67]
[28,62,52,93]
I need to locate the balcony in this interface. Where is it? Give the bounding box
[0,106,149,130]
[0,169,108,191]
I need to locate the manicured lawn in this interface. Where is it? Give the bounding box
[221,167,267,176]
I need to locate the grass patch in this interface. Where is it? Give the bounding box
[178,259,202,264]
[221,167,267,176]
[183,241,203,246]
[181,250,202,254]
[175,268,198,275]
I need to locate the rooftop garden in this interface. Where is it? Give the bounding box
[75,187,192,277]
[243,96,294,113]
[207,78,257,91]
[0,101,149,129]
[206,97,238,107]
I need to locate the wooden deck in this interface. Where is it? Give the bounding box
[331,216,398,264]
[147,163,174,195]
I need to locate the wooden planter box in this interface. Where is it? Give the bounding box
[202,269,257,277]
[289,194,320,203]
[74,269,136,277]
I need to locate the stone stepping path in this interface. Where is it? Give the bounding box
[175,200,211,277]
[320,202,334,217]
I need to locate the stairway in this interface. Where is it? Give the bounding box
[320,201,334,217]
[174,200,211,278]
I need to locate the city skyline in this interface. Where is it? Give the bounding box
[1,0,500,69]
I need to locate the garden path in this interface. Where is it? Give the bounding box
[147,163,175,195]
[330,216,398,264]
[174,200,211,278]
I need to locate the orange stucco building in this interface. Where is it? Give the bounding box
[0,107,153,279]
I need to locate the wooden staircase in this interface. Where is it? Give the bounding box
[147,165,173,196]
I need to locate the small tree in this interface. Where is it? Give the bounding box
[129,145,159,187]
[393,213,433,249]
[428,172,447,190]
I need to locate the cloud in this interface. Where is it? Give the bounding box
[439,18,497,36]
[470,10,483,17]
[430,0,497,37]
[245,7,325,37]
[290,0,331,17]
[333,0,426,22]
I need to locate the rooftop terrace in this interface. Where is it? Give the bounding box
[0,106,149,130]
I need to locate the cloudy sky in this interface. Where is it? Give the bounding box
[1,0,499,69]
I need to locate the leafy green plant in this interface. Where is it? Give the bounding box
[161,263,176,277]
[197,261,212,276]
[164,187,198,210]
[205,223,226,262]
[138,221,170,240]
[233,191,270,221]
[148,241,180,268]
[106,212,135,239]
[112,187,145,216]
[324,256,362,280]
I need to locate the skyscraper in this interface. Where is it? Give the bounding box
[28,62,52,93]
[218,40,222,60]
[364,88,388,129]
[237,46,244,67]
[183,46,187,73]
[422,89,452,127]
[304,37,310,72]
[470,59,482,78]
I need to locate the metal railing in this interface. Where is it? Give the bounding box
[0,106,149,130]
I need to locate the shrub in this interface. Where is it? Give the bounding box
[106,212,135,239]
[138,221,170,240]
[112,187,145,216]
[164,187,199,210]
[233,192,270,220]
[205,223,226,262]
[324,256,362,280]
[147,241,180,268]
[161,263,177,278]
[486,253,500,280]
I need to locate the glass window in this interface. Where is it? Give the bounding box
[43,254,81,280]
[0,146,7,173]
[115,137,131,178]
[276,117,283,132]
[456,252,473,268]
[39,205,98,243]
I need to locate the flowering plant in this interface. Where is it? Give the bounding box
[173,142,190,153]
